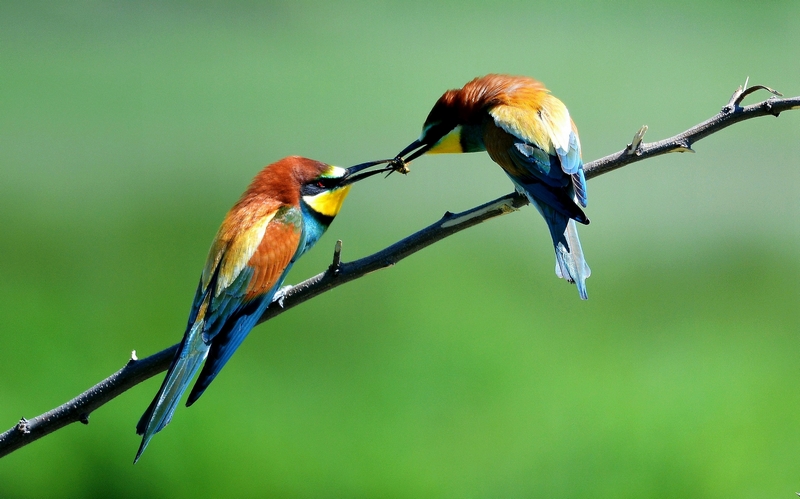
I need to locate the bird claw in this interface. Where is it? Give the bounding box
[273,285,293,308]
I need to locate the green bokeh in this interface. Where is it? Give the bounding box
[1,1,799,497]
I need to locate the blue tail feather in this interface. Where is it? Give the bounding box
[554,219,591,299]
[134,318,209,463]
[529,196,591,300]
[135,259,225,463]
[186,262,294,406]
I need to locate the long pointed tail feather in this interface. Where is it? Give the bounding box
[554,219,591,299]
[134,319,209,463]
[529,197,591,300]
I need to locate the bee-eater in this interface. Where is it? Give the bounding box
[134,156,391,462]
[392,74,591,299]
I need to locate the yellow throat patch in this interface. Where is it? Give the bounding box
[427,126,463,154]
[302,185,351,218]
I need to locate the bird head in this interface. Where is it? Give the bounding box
[297,163,353,219]
[297,158,394,218]
[244,157,393,221]
[391,74,546,171]
[394,90,465,166]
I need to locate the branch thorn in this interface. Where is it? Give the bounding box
[626,125,648,156]
[79,413,89,425]
[330,239,343,275]
[726,77,784,111]
[131,350,138,361]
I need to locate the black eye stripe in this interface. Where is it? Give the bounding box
[300,184,324,196]
[423,121,456,143]
[301,177,340,197]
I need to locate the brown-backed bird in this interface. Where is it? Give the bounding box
[134,156,391,462]
[393,74,591,299]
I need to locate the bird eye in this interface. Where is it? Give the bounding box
[316,181,325,188]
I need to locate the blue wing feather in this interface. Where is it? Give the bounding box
[558,131,588,207]
[136,209,305,461]
[187,214,310,405]
[572,169,588,208]
[508,142,588,224]
[201,267,254,343]
[134,255,227,462]
[556,131,582,174]
[505,137,591,300]
[185,263,295,406]
[136,194,339,461]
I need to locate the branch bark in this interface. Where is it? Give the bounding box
[1,85,798,459]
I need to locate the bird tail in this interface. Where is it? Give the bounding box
[530,199,591,300]
[554,218,591,300]
[134,312,210,463]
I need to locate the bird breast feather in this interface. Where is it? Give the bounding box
[200,201,303,301]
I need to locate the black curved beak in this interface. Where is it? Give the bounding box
[395,139,431,164]
[341,159,396,185]
[340,138,433,185]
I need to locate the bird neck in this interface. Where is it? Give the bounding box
[427,124,486,155]
[299,200,333,255]
[460,123,486,153]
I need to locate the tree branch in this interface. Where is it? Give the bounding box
[2,85,798,459]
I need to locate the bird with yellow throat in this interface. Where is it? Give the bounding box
[134,156,392,462]
[391,74,591,299]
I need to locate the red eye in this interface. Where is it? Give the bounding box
[317,181,325,188]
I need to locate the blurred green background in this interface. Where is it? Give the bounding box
[1,1,799,497]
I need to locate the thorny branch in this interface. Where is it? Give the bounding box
[1,84,798,459]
